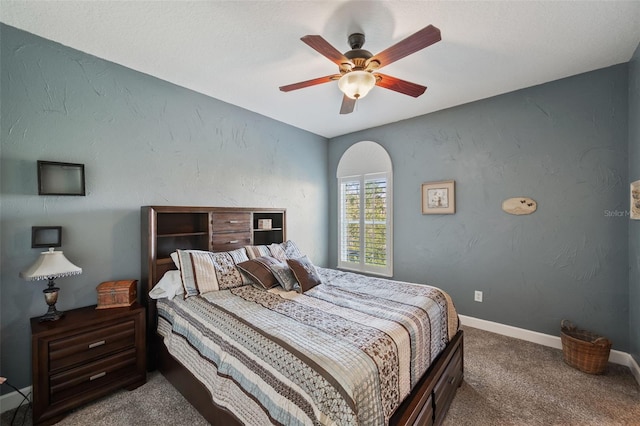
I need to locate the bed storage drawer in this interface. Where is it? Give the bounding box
[413,394,434,426]
[433,347,463,425]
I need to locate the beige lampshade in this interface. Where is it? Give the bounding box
[20,248,82,281]
[338,71,376,100]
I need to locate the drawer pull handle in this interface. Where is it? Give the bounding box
[88,340,106,349]
[89,372,106,381]
[228,220,239,224]
[447,375,456,385]
[228,240,239,244]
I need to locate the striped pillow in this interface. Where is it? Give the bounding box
[244,245,271,260]
[244,240,303,263]
[175,248,249,297]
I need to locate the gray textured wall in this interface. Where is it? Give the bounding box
[0,24,329,391]
[329,65,630,351]
[630,43,640,366]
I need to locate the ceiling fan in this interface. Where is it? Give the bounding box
[279,25,441,114]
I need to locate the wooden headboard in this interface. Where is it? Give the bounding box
[140,205,286,366]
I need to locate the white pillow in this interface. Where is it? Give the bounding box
[149,270,184,300]
[170,252,180,269]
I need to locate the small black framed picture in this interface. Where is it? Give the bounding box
[38,161,86,196]
[32,226,62,248]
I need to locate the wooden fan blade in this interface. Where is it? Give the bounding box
[369,25,441,69]
[375,73,427,97]
[340,95,356,115]
[279,75,340,92]
[301,35,351,66]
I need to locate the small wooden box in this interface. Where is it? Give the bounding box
[257,219,272,230]
[96,280,137,309]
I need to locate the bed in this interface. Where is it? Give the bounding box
[141,206,463,426]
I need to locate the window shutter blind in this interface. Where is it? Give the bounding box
[364,176,387,267]
[340,178,361,264]
[338,173,392,276]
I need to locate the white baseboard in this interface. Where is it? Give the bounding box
[459,314,640,386]
[0,385,31,414]
[630,355,640,386]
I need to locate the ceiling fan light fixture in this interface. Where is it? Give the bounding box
[338,71,376,100]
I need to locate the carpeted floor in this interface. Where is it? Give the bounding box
[443,327,639,426]
[3,326,639,426]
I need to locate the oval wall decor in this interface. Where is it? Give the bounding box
[502,197,537,215]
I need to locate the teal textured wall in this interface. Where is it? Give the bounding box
[329,65,630,351]
[0,24,329,391]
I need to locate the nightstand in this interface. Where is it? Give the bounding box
[31,303,146,425]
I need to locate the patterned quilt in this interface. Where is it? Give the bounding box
[156,267,458,426]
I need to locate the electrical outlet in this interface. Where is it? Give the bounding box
[474,290,483,302]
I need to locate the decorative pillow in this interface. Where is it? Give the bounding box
[175,250,220,297]
[237,256,281,290]
[286,255,322,292]
[267,243,287,261]
[215,248,251,288]
[281,240,304,259]
[176,248,250,296]
[269,262,299,291]
[244,245,271,260]
[246,242,298,261]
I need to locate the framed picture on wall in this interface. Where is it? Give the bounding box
[37,161,86,196]
[422,180,455,214]
[632,180,640,220]
[32,226,62,248]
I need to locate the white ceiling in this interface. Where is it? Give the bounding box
[2,1,640,138]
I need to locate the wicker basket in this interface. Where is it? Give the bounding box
[560,320,612,374]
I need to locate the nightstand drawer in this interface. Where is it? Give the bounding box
[49,320,135,372]
[50,348,138,404]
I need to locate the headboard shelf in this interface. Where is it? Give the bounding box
[156,211,208,235]
[158,231,208,237]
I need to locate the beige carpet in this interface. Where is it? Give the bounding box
[443,327,639,426]
[3,326,638,426]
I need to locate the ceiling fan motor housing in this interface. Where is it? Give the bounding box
[343,33,373,72]
[348,33,366,49]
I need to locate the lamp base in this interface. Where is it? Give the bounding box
[40,281,64,321]
[39,306,64,322]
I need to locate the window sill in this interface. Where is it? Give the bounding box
[335,265,393,278]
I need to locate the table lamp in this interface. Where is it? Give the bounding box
[20,248,82,321]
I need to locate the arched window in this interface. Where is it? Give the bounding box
[337,141,393,277]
